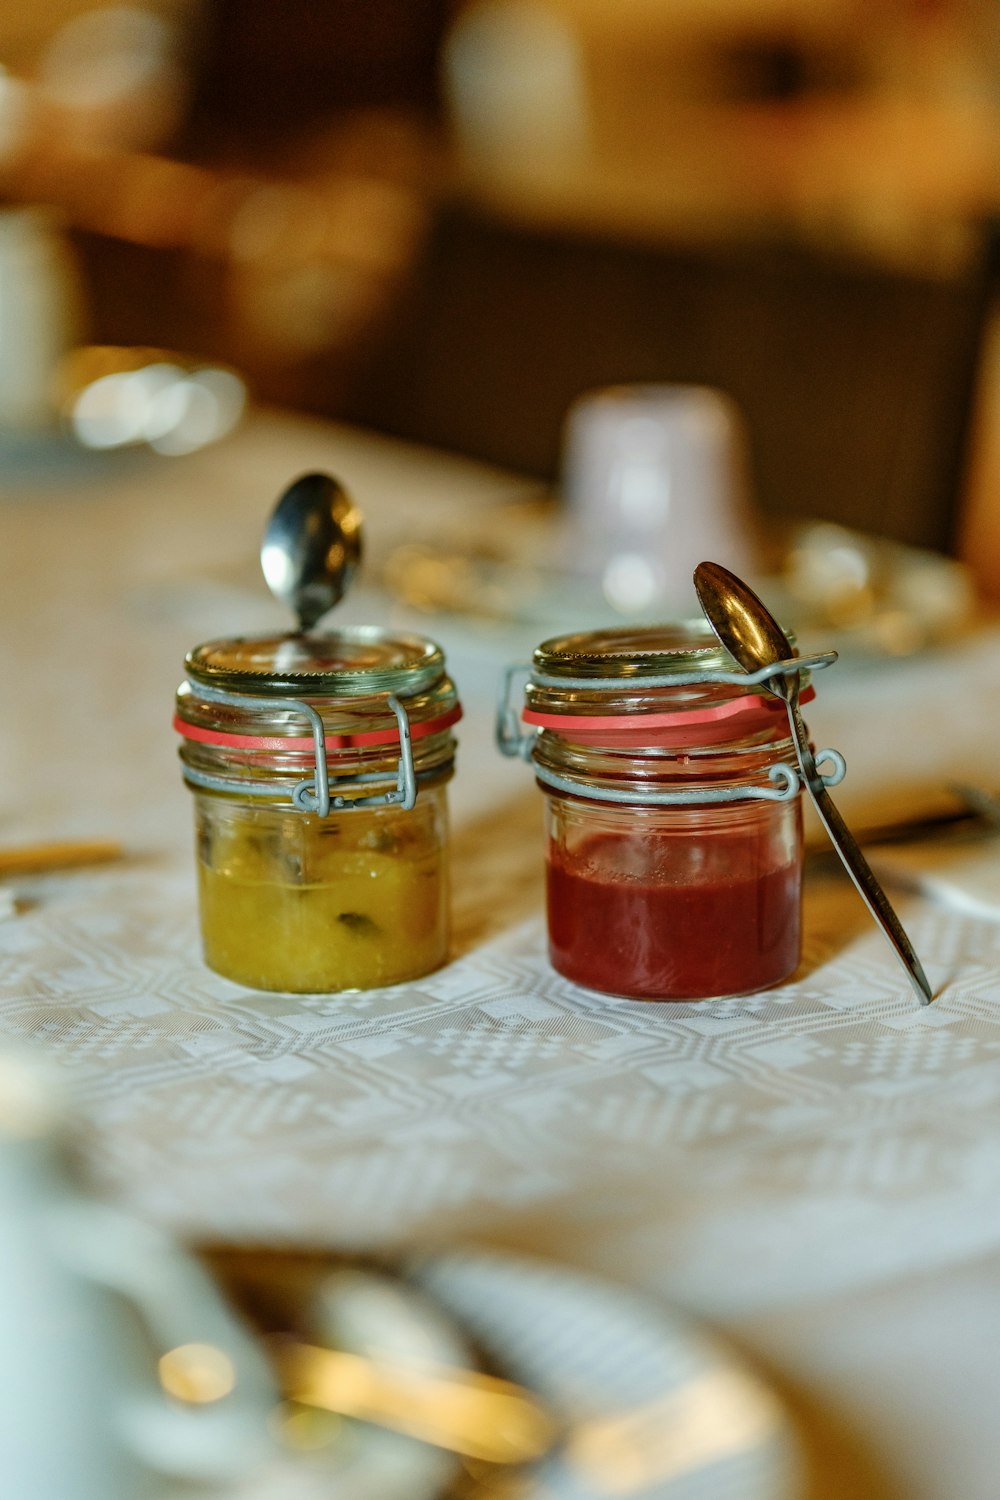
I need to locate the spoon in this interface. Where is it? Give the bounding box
[199,1250,557,1466]
[261,472,363,632]
[694,560,933,1006]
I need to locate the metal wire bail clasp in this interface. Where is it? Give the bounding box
[494,647,849,805]
[496,664,536,760]
[180,682,418,816]
[292,694,417,815]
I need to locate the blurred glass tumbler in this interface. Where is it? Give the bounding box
[0,210,85,432]
[562,386,761,613]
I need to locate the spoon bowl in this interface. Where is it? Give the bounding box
[261,472,363,633]
[694,561,793,693]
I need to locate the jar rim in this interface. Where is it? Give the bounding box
[533,620,737,678]
[185,626,446,698]
[520,618,813,753]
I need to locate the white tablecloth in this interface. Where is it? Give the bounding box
[3,408,1000,1499]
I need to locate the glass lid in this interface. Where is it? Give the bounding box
[186,627,447,698]
[532,621,741,680]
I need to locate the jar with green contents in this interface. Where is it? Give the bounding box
[174,628,461,993]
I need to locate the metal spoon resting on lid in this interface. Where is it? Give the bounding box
[694,560,933,1006]
[261,471,363,632]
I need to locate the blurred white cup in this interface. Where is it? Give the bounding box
[561,384,762,615]
[0,209,85,432]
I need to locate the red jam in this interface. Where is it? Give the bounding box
[546,826,801,1000]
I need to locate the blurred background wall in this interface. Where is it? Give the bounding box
[0,0,998,558]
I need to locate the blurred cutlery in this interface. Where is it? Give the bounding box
[0,839,122,877]
[271,1336,558,1465]
[813,784,1000,854]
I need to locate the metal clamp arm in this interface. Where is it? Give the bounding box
[180,684,418,815]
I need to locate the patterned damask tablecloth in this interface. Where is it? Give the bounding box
[3,852,1000,1316]
[4,408,1000,1499]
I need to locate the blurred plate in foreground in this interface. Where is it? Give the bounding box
[210,1245,801,1500]
[409,1247,801,1500]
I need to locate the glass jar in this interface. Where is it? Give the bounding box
[509,621,809,1001]
[174,628,461,993]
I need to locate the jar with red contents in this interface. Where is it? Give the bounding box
[499,621,816,1001]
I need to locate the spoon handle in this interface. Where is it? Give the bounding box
[784,698,933,1005]
[274,1339,557,1464]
